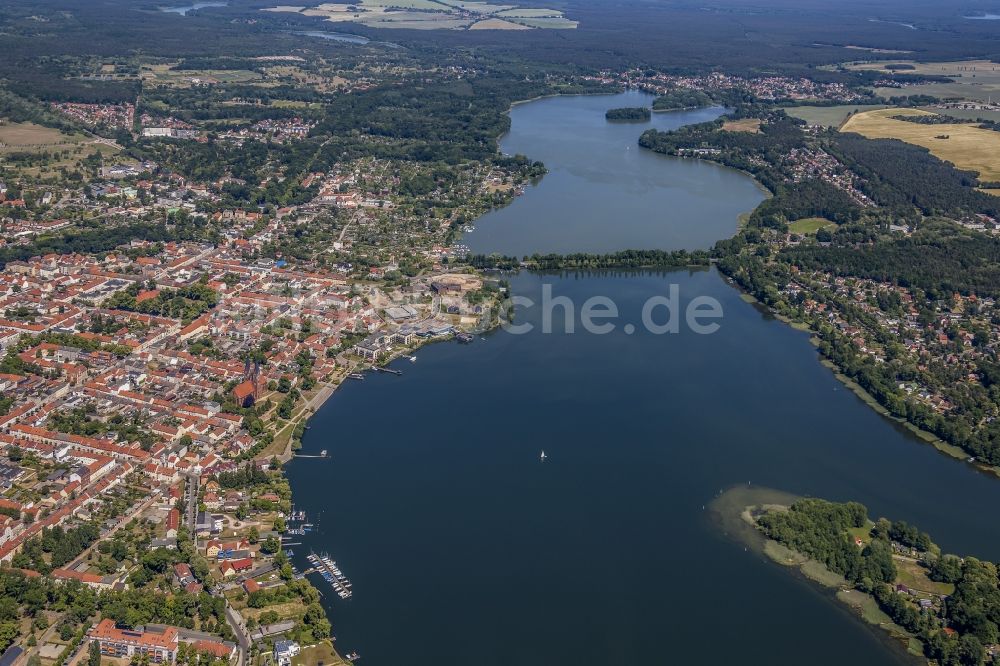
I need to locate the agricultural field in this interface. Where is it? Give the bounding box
[436,0,515,12]
[495,7,560,16]
[785,104,888,128]
[504,16,576,28]
[0,122,87,151]
[264,0,574,29]
[918,106,1000,122]
[0,122,118,177]
[840,107,1000,181]
[849,59,1000,80]
[849,59,1000,103]
[469,18,530,29]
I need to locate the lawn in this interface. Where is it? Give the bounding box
[840,107,1000,181]
[846,520,874,545]
[291,641,351,666]
[894,557,955,596]
[788,217,837,234]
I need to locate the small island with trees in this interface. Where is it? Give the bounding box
[715,487,999,666]
[605,106,651,121]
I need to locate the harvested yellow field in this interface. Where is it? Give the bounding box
[840,108,1000,181]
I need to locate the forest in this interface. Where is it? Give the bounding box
[829,134,1000,218]
[781,226,1000,298]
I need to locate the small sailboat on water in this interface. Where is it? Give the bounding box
[540,450,547,462]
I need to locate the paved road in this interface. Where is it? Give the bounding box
[223,601,251,666]
[184,473,199,531]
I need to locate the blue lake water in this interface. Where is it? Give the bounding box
[160,2,226,15]
[465,91,766,256]
[286,93,1000,666]
[293,30,371,45]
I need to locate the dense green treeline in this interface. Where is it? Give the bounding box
[781,227,1000,298]
[466,249,709,271]
[0,222,190,269]
[829,134,1000,218]
[753,180,862,227]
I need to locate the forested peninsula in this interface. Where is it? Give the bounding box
[735,492,997,666]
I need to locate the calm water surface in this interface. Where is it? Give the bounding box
[160,2,226,15]
[293,31,371,45]
[466,91,765,255]
[286,95,1000,666]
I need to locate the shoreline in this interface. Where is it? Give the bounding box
[733,287,1000,479]
[709,486,927,665]
[648,134,1000,479]
[271,89,984,661]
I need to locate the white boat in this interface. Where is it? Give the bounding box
[540,451,547,461]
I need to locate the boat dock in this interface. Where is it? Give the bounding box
[373,366,402,376]
[307,553,353,599]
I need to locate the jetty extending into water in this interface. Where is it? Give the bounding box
[307,552,353,599]
[294,449,329,459]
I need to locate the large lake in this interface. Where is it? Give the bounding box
[287,93,1000,665]
[465,90,765,256]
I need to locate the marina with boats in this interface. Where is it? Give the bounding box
[307,552,354,600]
